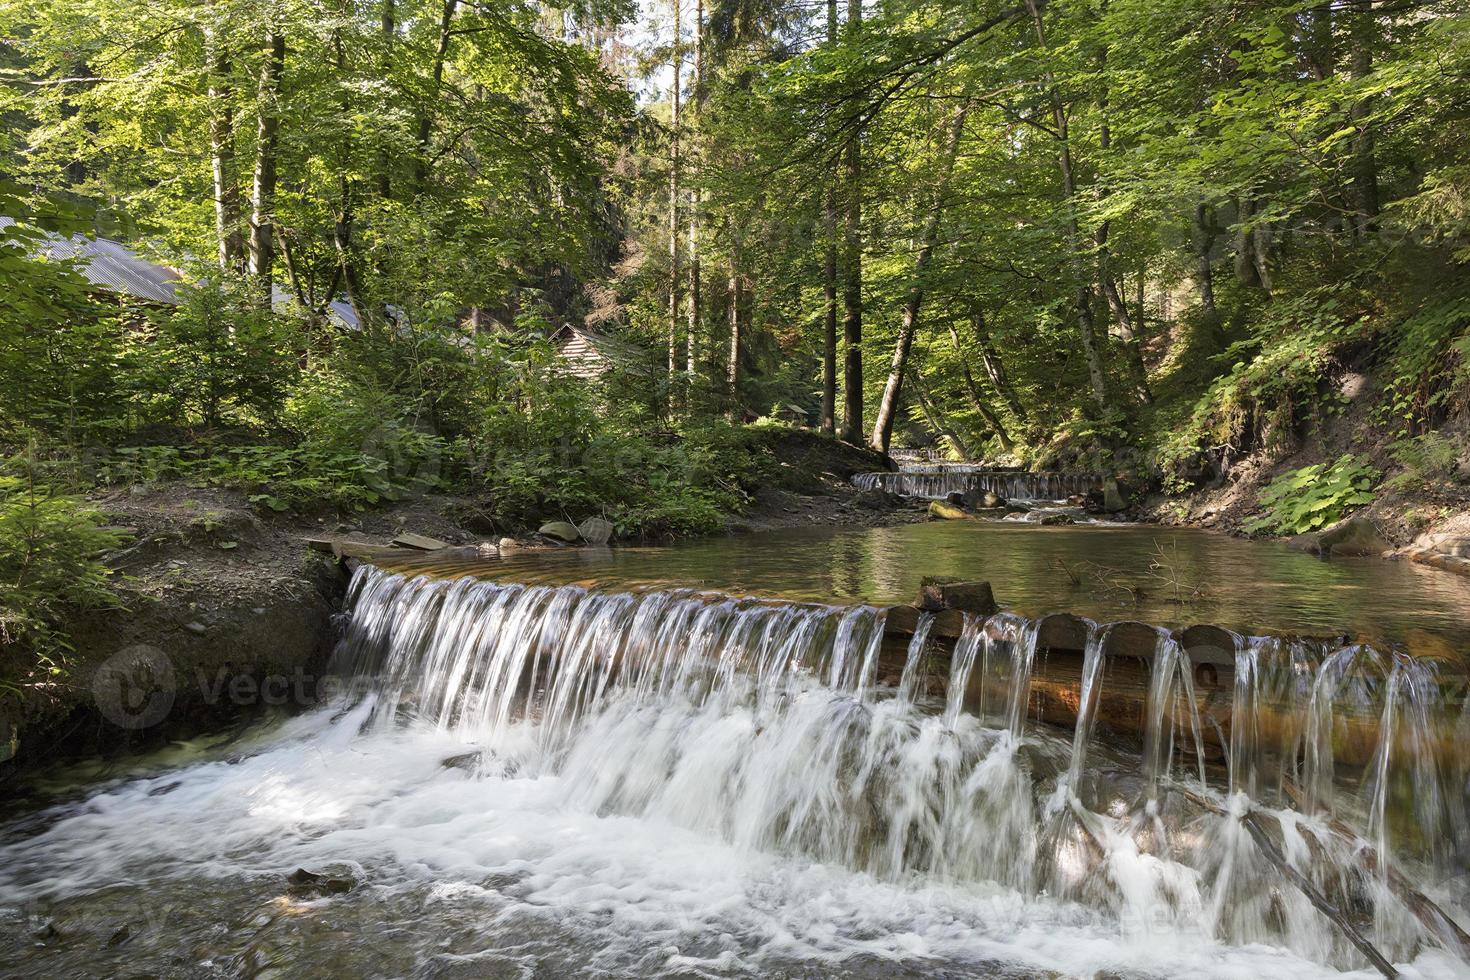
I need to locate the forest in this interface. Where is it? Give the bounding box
[2,0,1469,697]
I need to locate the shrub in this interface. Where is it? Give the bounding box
[0,457,127,702]
[1243,454,1379,536]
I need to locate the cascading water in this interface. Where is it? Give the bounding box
[852,469,1099,501]
[3,563,1468,979]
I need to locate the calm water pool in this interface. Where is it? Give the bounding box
[380,520,1470,655]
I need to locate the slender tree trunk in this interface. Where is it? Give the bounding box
[970,311,1028,424]
[413,0,457,196]
[686,0,702,385]
[1233,196,1273,293]
[947,321,1013,452]
[727,258,740,414]
[838,0,864,443]
[820,0,838,436]
[911,367,971,461]
[1025,0,1108,413]
[870,106,966,453]
[1100,269,1152,404]
[332,26,369,331]
[1193,203,1217,320]
[248,25,286,306]
[205,15,242,273]
[667,0,682,404]
[1349,0,1378,234]
[377,0,395,200]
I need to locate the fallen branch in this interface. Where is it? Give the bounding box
[1176,785,1398,979]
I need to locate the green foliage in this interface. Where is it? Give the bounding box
[1243,455,1380,536]
[0,456,127,702]
[1386,433,1463,491]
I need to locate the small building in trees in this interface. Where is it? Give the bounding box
[0,217,360,326]
[550,324,652,379]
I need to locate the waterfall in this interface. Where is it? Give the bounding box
[323,565,1470,971]
[852,470,1099,501]
[5,562,1466,978]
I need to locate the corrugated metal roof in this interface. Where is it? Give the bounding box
[1,216,360,329]
[1,215,181,304]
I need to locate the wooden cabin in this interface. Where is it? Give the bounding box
[550,324,652,379]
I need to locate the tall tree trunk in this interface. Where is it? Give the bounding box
[911,367,971,461]
[1233,196,1273,293]
[205,15,242,272]
[248,26,286,306]
[947,321,1013,452]
[667,0,682,404]
[838,0,864,443]
[1099,269,1152,404]
[727,257,740,415]
[332,26,369,331]
[819,0,839,436]
[413,0,457,196]
[1192,203,1217,320]
[1025,0,1108,413]
[1349,0,1378,234]
[377,0,395,200]
[970,311,1028,424]
[686,0,702,385]
[870,106,967,453]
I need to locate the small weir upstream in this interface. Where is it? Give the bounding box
[3,527,1470,977]
[852,469,1100,501]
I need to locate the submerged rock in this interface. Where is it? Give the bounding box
[286,868,354,897]
[441,750,483,772]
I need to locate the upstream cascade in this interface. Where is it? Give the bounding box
[852,468,1098,501]
[329,565,1470,976]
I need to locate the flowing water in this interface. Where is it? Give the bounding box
[3,525,1470,979]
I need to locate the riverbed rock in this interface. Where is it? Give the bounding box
[1102,477,1128,514]
[1039,512,1075,526]
[537,521,581,543]
[577,516,614,545]
[1410,530,1470,559]
[854,488,900,510]
[927,500,969,521]
[982,491,1005,509]
[286,868,355,897]
[441,750,483,772]
[916,577,998,615]
[1291,515,1392,557]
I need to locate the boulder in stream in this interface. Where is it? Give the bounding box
[538,521,582,543]
[927,500,969,521]
[915,577,998,615]
[1290,515,1392,557]
[577,516,614,545]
